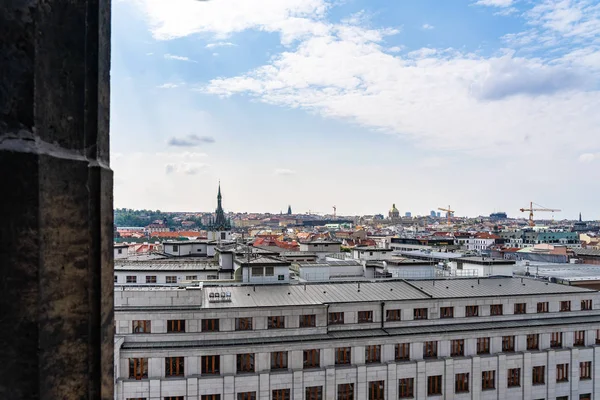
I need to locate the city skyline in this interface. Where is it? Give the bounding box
[111,0,600,219]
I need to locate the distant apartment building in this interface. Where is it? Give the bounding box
[499,229,580,249]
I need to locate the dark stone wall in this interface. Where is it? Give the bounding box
[0,1,113,399]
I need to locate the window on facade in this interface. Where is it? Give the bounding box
[251,267,263,276]
[532,366,545,385]
[482,370,495,390]
[358,311,373,323]
[201,395,220,400]
[537,302,548,313]
[185,275,197,280]
[126,398,147,400]
[165,357,184,377]
[146,276,157,283]
[236,353,255,373]
[272,389,290,400]
[132,320,151,333]
[114,275,118,283]
[271,351,288,370]
[398,378,414,398]
[172,245,178,252]
[126,275,137,283]
[237,392,256,400]
[477,337,490,354]
[201,355,220,375]
[427,375,442,396]
[490,304,503,316]
[451,339,464,357]
[556,363,569,382]
[337,383,354,400]
[166,276,177,283]
[264,267,274,276]
[300,314,316,328]
[580,395,592,400]
[365,345,381,364]
[395,343,410,361]
[167,320,185,333]
[526,334,539,350]
[129,358,148,380]
[424,341,437,359]
[201,318,219,332]
[582,299,592,310]
[305,386,322,400]
[550,332,562,348]
[440,307,454,318]
[235,317,252,331]
[502,336,515,352]
[303,349,320,369]
[165,397,184,400]
[386,309,401,321]
[414,308,428,320]
[368,381,384,400]
[455,373,469,393]
[514,303,526,314]
[329,312,344,325]
[574,330,586,346]
[580,361,592,379]
[560,300,571,312]
[466,305,479,317]
[507,368,520,387]
[268,316,285,329]
[597,329,600,344]
[335,347,351,365]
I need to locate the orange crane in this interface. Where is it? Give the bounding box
[519,202,561,227]
[437,205,455,225]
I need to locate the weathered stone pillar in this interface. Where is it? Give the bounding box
[0,0,113,399]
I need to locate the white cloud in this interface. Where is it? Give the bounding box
[165,162,210,175]
[474,0,514,7]
[146,52,154,55]
[157,83,183,89]
[387,46,403,53]
[579,153,599,163]
[422,23,434,30]
[164,53,197,62]
[275,168,296,176]
[168,134,215,147]
[206,42,237,48]
[212,53,219,56]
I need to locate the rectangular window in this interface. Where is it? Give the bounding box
[201,355,220,375]
[329,312,344,325]
[580,361,592,379]
[126,275,137,283]
[490,304,503,316]
[132,320,151,334]
[303,349,320,369]
[514,303,526,314]
[455,373,469,393]
[237,393,256,400]
[507,368,520,387]
[358,310,373,323]
[414,308,428,320]
[129,358,148,380]
[386,309,401,321]
[265,266,274,276]
[580,395,592,400]
[185,275,197,280]
[335,347,351,365]
[551,332,563,348]
[305,386,322,400]
[502,336,515,352]
[424,341,437,359]
[597,329,600,344]
[365,345,381,364]
[236,353,255,373]
[398,378,414,398]
[482,370,495,390]
[166,276,177,283]
[300,314,316,328]
[201,318,219,332]
[278,274,285,281]
[477,337,490,354]
[582,299,592,310]
[526,334,539,350]
[271,351,288,370]
[368,381,384,400]
[466,305,479,317]
[574,330,585,346]
[532,366,545,385]
[172,245,178,252]
[395,343,410,361]
[427,375,442,396]
[165,357,184,377]
[337,383,354,400]
[167,320,185,333]
[201,396,220,400]
[114,275,118,283]
[440,306,454,318]
[268,316,285,329]
[165,397,183,400]
[235,317,252,331]
[251,267,263,276]
[272,389,290,400]
[556,363,569,382]
[537,302,548,313]
[146,276,157,283]
[451,339,464,357]
[560,301,571,311]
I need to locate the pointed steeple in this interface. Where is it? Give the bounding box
[579,212,582,222]
[211,182,231,231]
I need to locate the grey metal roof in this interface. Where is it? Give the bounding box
[573,248,600,256]
[514,262,600,282]
[297,260,362,267]
[114,263,219,271]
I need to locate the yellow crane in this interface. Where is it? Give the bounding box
[519,201,561,227]
[438,205,455,225]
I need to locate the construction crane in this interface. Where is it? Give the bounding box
[438,205,455,225]
[332,205,336,218]
[519,202,561,227]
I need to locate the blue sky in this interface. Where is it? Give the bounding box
[111,0,600,219]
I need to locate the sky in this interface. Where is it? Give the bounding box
[111,0,600,219]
